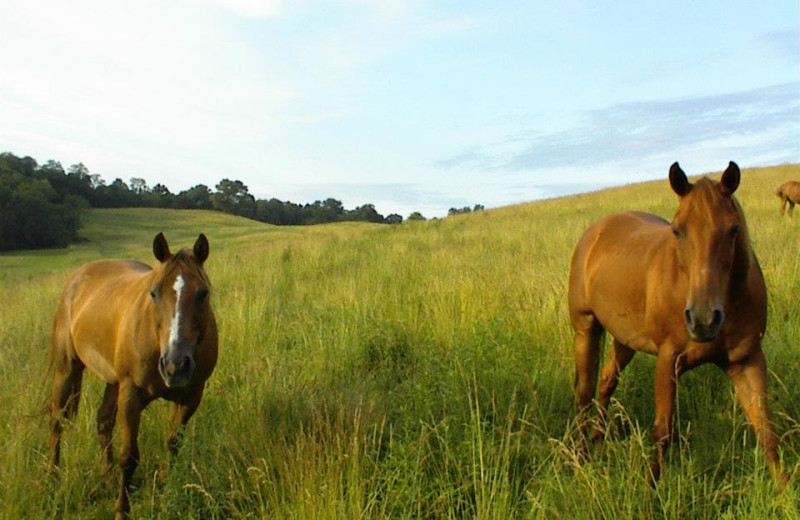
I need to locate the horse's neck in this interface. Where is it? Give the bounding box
[730,232,755,296]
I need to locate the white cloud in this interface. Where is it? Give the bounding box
[184,0,284,18]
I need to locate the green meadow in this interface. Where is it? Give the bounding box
[1,165,798,519]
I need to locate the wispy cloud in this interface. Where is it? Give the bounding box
[756,28,800,64]
[436,82,800,175]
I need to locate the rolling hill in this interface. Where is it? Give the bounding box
[1,163,798,519]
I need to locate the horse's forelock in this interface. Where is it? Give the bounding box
[167,249,211,286]
[680,178,743,226]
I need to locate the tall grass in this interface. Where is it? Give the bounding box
[0,165,798,519]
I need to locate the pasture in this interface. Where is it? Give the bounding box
[1,164,798,519]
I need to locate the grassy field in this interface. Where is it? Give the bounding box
[1,164,798,519]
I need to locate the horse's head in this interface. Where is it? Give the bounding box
[150,233,212,388]
[669,162,743,343]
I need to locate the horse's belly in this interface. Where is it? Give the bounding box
[593,307,659,355]
[70,304,121,384]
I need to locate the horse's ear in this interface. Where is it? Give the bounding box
[669,162,692,197]
[194,234,209,264]
[719,161,740,196]
[153,232,171,262]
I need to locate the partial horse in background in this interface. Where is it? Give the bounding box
[776,180,800,218]
[569,162,785,484]
[49,233,219,519]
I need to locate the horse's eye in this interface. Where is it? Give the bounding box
[730,225,740,238]
[149,288,158,301]
[671,224,683,239]
[197,288,209,302]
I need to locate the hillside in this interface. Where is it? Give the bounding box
[1,163,798,519]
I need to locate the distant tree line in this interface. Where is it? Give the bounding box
[448,204,485,216]
[2,151,484,250]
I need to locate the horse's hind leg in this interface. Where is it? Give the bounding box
[97,383,119,478]
[591,339,635,443]
[572,313,605,442]
[49,353,85,469]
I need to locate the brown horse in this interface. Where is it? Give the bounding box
[569,162,785,484]
[49,233,218,519]
[776,180,800,217]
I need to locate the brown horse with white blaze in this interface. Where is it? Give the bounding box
[569,162,785,484]
[49,233,218,519]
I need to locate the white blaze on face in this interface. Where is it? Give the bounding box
[168,274,185,348]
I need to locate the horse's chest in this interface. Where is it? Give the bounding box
[680,342,724,368]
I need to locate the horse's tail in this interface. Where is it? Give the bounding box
[35,283,73,418]
[33,313,61,418]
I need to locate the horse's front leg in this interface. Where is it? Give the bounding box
[115,382,145,520]
[649,348,681,484]
[167,384,206,456]
[725,349,787,486]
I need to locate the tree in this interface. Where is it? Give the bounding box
[68,162,90,180]
[345,203,384,223]
[65,163,94,201]
[448,206,472,216]
[303,198,344,224]
[0,170,85,250]
[130,177,149,195]
[213,179,255,217]
[39,159,65,178]
[407,211,426,221]
[89,174,105,189]
[385,213,403,224]
[176,184,213,210]
[95,178,135,207]
[147,183,174,207]
[0,152,37,177]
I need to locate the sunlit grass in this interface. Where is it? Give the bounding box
[1,164,798,519]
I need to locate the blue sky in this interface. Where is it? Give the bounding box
[1,0,798,218]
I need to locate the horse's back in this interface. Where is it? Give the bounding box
[570,211,669,293]
[59,259,151,321]
[782,181,800,200]
[53,259,153,383]
[569,211,672,348]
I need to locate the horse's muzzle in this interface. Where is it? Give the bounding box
[684,306,725,343]
[158,352,196,388]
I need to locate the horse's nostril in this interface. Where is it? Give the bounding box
[711,309,724,329]
[684,308,693,327]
